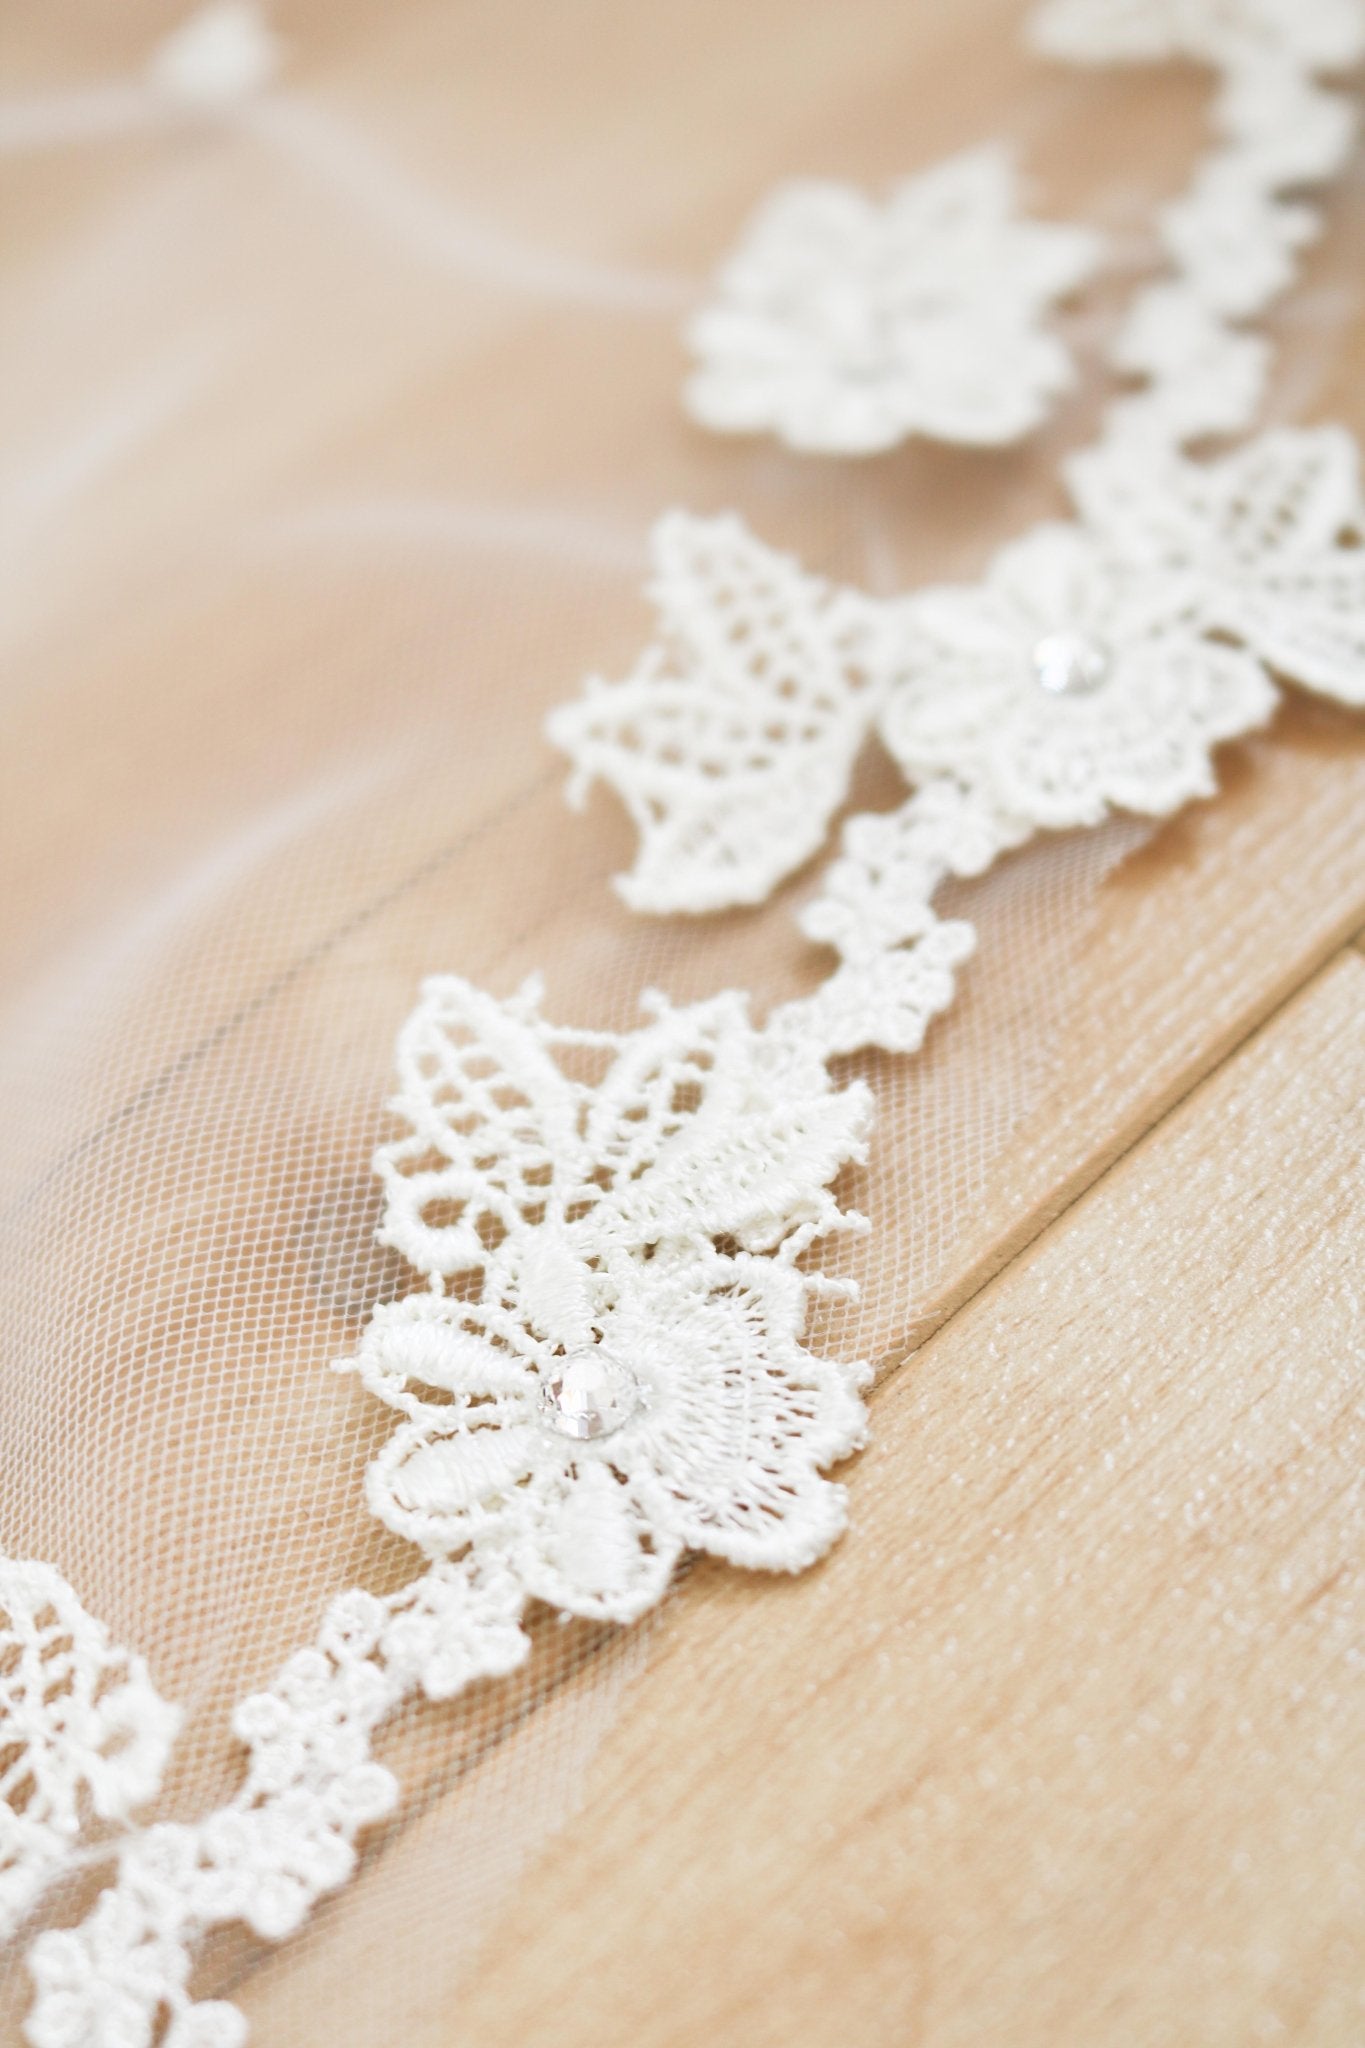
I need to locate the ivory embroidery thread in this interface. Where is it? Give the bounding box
[18,1,1365,2042]
[552,0,1365,1057]
[24,980,873,2048]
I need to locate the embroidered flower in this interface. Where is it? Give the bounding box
[1030,0,1365,71]
[1069,427,1365,707]
[878,523,1277,829]
[350,975,873,1625]
[547,511,894,913]
[358,1260,866,1623]
[684,146,1100,455]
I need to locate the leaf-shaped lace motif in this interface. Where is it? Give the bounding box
[380,974,873,1280]
[0,1560,180,1941]
[1069,428,1365,706]
[545,512,893,913]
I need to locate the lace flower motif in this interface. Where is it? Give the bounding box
[23,1563,530,2048]
[1030,0,1365,70]
[0,1560,180,1942]
[685,146,1100,454]
[546,510,894,913]
[878,523,1277,829]
[1069,427,1365,707]
[352,975,873,1625]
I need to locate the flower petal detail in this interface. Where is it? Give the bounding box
[880,522,1278,830]
[348,982,871,1621]
[367,1419,546,1550]
[511,1463,680,1623]
[685,146,1100,454]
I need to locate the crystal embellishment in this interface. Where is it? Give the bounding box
[541,1352,642,1440]
[1031,631,1111,695]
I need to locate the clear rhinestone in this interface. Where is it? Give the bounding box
[1032,631,1110,697]
[541,1352,641,1441]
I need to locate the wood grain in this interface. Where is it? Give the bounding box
[242,949,1365,2048]
[1,1,1363,2043]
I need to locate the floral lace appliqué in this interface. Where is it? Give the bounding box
[685,146,1100,455]
[25,976,872,2048]
[24,0,1365,2040]
[1069,427,1365,707]
[0,1561,179,1943]
[546,510,894,912]
[361,973,872,1618]
[878,522,1278,830]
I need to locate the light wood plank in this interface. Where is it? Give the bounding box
[888,696,1365,1352]
[2,2,1365,2042]
[240,949,1365,2048]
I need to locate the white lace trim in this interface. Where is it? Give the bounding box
[25,1557,528,2048]
[545,511,894,913]
[364,973,872,1609]
[881,521,1279,829]
[1077,11,1360,447]
[1068,428,1365,707]
[551,410,1365,1058]
[25,978,870,2047]
[23,0,1365,2040]
[0,1560,179,1944]
[551,0,1365,1058]
[684,145,1101,454]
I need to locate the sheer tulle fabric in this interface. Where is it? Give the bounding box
[1,1,1362,2041]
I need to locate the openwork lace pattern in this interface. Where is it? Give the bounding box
[0,1562,178,1945]
[362,975,872,1612]
[25,978,870,2048]
[20,0,1365,2041]
[1068,428,1365,709]
[545,511,895,913]
[26,1562,527,2048]
[553,0,1365,1059]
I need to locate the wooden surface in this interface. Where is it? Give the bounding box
[247,953,1365,2048]
[1,2,1363,2044]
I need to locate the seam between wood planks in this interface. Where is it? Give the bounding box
[881,932,1365,1387]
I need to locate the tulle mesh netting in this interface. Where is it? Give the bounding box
[0,4,1358,2039]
